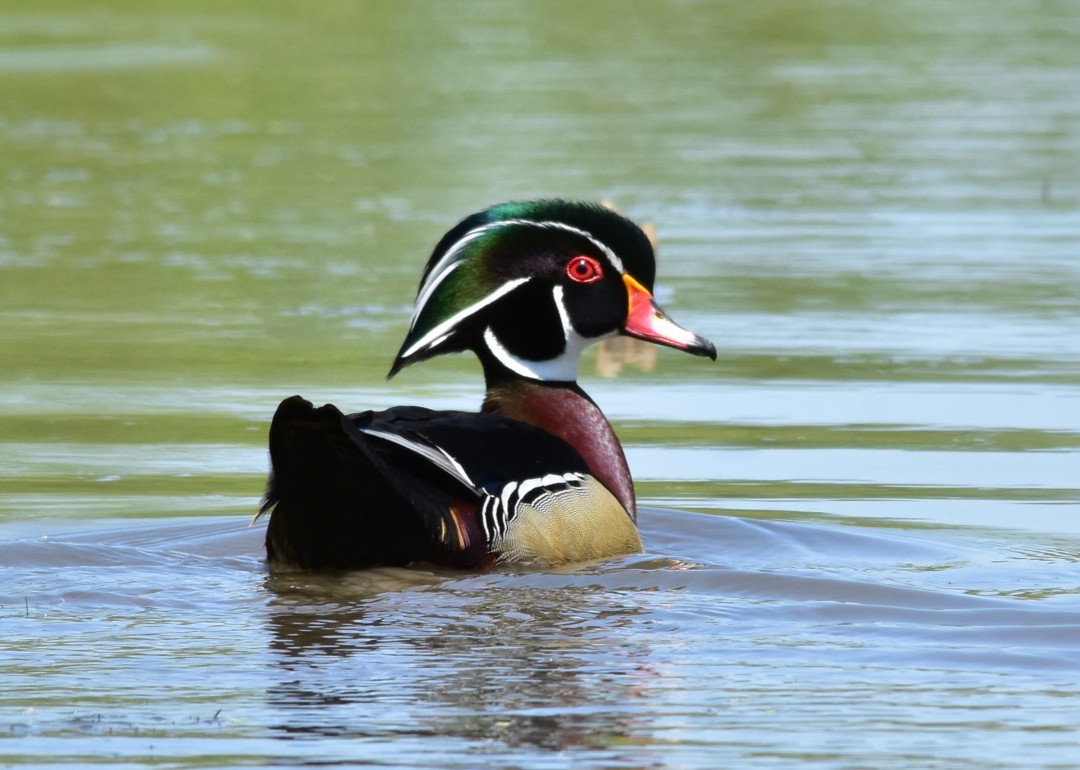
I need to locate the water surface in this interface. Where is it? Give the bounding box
[2,2,1079,768]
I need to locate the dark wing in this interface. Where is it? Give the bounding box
[262,396,485,569]
[355,405,592,493]
[261,396,591,570]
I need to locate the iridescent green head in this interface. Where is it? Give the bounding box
[389,200,715,383]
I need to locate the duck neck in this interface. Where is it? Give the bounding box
[481,376,636,520]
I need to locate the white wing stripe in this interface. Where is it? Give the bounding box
[358,427,475,487]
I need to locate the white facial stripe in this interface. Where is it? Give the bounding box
[552,285,573,337]
[412,217,625,325]
[415,223,502,306]
[532,219,625,274]
[483,326,548,380]
[401,277,530,359]
[409,224,503,337]
[483,323,606,383]
[405,214,626,371]
[426,331,452,350]
[478,282,616,382]
[410,259,465,332]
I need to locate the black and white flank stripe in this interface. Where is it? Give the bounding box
[359,423,592,550]
[479,472,589,546]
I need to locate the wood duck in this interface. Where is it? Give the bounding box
[260,200,715,570]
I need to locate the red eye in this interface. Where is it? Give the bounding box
[566,255,603,284]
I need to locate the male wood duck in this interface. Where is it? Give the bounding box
[260,200,715,570]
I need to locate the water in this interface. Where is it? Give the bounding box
[2,1,1079,767]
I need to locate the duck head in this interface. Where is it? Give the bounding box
[388,200,716,383]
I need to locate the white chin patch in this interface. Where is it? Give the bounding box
[482,285,611,382]
[483,326,594,382]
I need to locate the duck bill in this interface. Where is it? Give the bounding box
[622,274,717,360]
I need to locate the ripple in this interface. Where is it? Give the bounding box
[0,43,215,73]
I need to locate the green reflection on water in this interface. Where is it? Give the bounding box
[1,0,1078,522]
[2,2,1080,768]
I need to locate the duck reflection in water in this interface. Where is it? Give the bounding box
[263,566,663,758]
